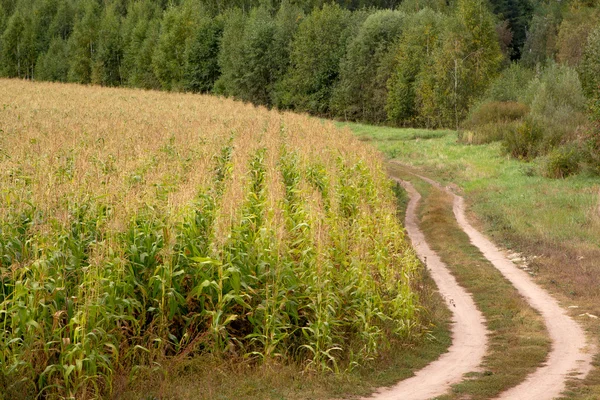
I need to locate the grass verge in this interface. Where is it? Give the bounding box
[343,121,600,399]
[115,318,450,400]
[388,163,550,399]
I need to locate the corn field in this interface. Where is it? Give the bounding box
[0,79,422,399]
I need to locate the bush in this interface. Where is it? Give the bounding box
[459,121,521,144]
[482,63,534,103]
[460,101,529,144]
[465,101,529,126]
[522,63,586,119]
[542,145,581,178]
[579,99,600,175]
[503,118,543,160]
[519,63,587,153]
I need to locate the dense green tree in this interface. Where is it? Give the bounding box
[417,0,503,128]
[228,6,278,104]
[48,0,74,40]
[35,36,69,81]
[399,0,449,13]
[217,2,302,105]
[556,5,599,67]
[332,9,405,122]
[579,25,600,98]
[214,8,246,96]
[67,0,100,83]
[183,15,223,93]
[521,3,562,67]
[277,4,365,115]
[0,8,36,78]
[269,1,304,105]
[153,0,203,91]
[386,8,445,126]
[31,0,60,57]
[91,4,123,86]
[488,0,532,59]
[121,0,161,89]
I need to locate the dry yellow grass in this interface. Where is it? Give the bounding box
[0,79,388,243]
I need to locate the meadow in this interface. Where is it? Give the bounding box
[0,79,428,399]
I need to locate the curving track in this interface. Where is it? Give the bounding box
[365,179,489,400]
[367,166,595,400]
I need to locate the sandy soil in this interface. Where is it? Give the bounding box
[414,170,595,400]
[364,179,489,400]
[365,167,595,400]
[451,188,595,399]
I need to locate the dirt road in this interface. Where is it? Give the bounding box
[373,167,594,400]
[365,179,489,400]
[450,187,594,399]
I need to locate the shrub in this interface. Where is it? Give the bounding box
[519,63,587,153]
[580,96,600,175]
[542,144,581,178]
[482,63,534,103]
[465,101,529,126]
[503,118,543,160]
[459,121,521,145]
[522,63,586,119]
[460,101,529,144]
[583,131,600,175]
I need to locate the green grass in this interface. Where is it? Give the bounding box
[338,122,600,248]
[341,121,600,399]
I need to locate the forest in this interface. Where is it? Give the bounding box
[1,0,599,179]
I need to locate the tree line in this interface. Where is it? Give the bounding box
[2,0,599,134]
[0,0,518,128]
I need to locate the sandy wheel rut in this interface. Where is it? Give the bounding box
[364,179,489,400]
[365,167,595,400]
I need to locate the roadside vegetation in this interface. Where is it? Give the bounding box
[347,123,600,399]
[0,79,441,399]
[390,165,550,399]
